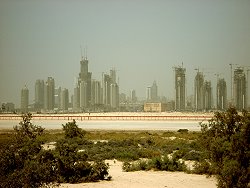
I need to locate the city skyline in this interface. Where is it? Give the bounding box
[14,59,247,112]
[1,1,250,106]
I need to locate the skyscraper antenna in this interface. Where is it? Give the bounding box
[85,46,88,60]
[80,45,83,60]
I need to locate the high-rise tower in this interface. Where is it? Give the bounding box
[146,87,151,102]
[78,54,92,108]
[110,69,116,84]
[35,79,44,110]
[131,89,137,103]
[44,77,55,111]
[101,69,119,110]
[91,80,101,105]
[204,81,212,111]
[21,85,29,113]
[233,67,246,110]
[60,88,69,111]
[110,83,119,109]
[151,81,158,102]
[102,73,111,106]
[73,79,80,112]
[217,78,227,110]
[80,81,87,109]
[194,71,204,111]
[175,66,186,111]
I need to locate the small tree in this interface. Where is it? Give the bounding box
[0,116,110,186]
[14,113,44,140]
[200,108,250,188]
[0,113,58,188]
[56,120,109,183]
[62,119,86,139]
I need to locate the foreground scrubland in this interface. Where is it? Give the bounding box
[0,108,249,188]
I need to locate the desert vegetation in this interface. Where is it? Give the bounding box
[0,107,249,188]
[0,114,110,187]
[199,108,250,188]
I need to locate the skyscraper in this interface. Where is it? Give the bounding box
[110,69,119,109]
[60,88,69,111]
[233,67,246,110]
[110,68,116,84]
[44,77,55,111]
[175,66,186,111]
[217,78,227,110]
[80,81,87,110]
[151,81,158,102]
[73,83,80,112]
[101,69,119,110]
[102,73,111,106]
[204,81,212,111]
[131,89,137,103]
[110,83,119,109]
[78,57,92,107]
[54,87,61,109]
[21,85,29,113]
[194,71,204,111]
[146,87,151,102]
[35,79,44,110]
[91,80,101,105]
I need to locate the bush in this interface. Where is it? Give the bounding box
[55,120,110,183]
[62,119,86,139]
[122,155,186,172]
[191,160,212,175]
[200,108,250,188]
[182,150,203,161]
[0,113,58,188]
[177,129,189,133]
[0,115,110,187]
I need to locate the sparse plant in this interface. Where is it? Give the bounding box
[122,155,186,172]
[0,113,58,188]
[200,107,250,188]
[55,120,110,183]
[0,115,111,187]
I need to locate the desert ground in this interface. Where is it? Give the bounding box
[60,160,216,188]
[0,112,217,187]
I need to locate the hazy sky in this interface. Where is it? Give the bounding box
[1,0,250,107]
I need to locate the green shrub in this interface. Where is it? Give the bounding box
[182,150,203,161]
[177,129,188,133]
[200,108,250,188]
[0,115,110,187]
[62,119,86,139]
[55,120,110,183]
[191,160,212,175]
[122,156,186,172]
[0,113,58,188]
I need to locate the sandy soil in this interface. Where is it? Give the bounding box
[60,160,216,188]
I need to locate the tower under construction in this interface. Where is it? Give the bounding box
[233,67,246,110]
[203,80,212,111]
[217,78,227,110]
[194,71,204,111]
[174,66,186,111]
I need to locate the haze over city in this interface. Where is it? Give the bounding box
[1,0,250,107]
